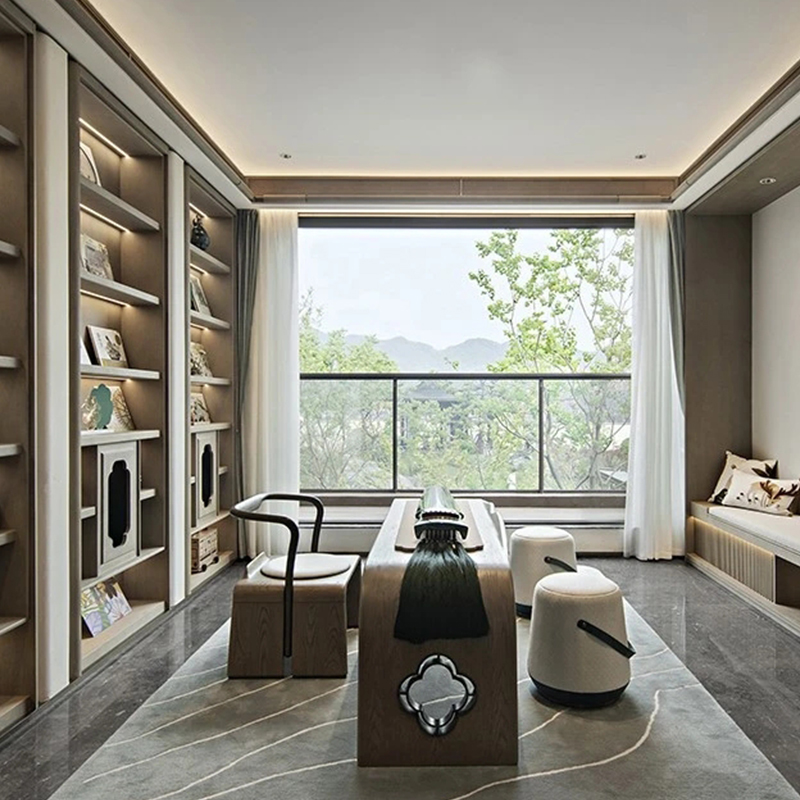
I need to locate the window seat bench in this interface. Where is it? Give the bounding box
[687,501,800,637]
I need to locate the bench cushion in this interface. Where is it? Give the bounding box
[708,505,800,558]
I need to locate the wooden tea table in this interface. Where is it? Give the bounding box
[358,498,518,766]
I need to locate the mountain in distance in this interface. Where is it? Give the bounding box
[342,333,508,372]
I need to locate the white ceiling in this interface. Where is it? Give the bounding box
[89,0,800,178]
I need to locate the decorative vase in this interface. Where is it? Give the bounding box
[190,215,211,250]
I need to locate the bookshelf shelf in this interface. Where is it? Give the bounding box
[0,530,16,547]
[190,310,230,331]
[80,546,166,590]
[190,422,231,433]
[80,429,160,447]
[190,510,230,536]
[0,696,29,736]
[190,375,231,386]
[0,617,27,637]
[0,356,21,369]
[80,274,160,307]
[81,600,165,670]
[80,178,160,232]
[189,244,230,275]
[189,550,234,592]
[0,123,20,148]
[81,365,160,381]
[0,240,20,260]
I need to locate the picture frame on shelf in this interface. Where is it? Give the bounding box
[79,140,101,186]
[87,326,129,368]
[81,383,136,432]
[189,342,213,377]
[190,391,212,425]
[79,233,115,280]
[80,337,93,365]
[189,273,212,316]
[80,578,131,637]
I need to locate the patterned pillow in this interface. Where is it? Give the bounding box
[709,451,778,504]
[721,471,800,516]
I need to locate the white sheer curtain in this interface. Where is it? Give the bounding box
[624,211,685,560]
[242,210,299,557]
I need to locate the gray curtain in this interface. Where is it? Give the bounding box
[234,209,260,555]
[667,210,685,411]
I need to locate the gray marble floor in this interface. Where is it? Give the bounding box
[1,558,799,799]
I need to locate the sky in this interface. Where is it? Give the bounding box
[299,227,555,350]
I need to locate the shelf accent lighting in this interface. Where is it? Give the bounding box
[80,203,131,233]
[79,118,130,158]
[80,289,129,308]
[189,202,210,219]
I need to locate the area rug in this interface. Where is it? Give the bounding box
[53,606,799,800]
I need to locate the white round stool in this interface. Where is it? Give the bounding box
[527,570,634,708]
[509,526,576,617]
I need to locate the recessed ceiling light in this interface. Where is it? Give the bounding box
[279,153,292,159]
[634,153,647,160]
[759,177,777,185]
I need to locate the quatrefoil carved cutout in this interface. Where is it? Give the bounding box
[398,654,476,736]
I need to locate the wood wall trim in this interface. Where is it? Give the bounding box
[248,176,677,204]
[675,57,800,201]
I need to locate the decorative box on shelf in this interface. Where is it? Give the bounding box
[81,441,141,579]
[193,430,219,528]
[191,528,219,573]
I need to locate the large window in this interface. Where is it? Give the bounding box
[299,220,633,494]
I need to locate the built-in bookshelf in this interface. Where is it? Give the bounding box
[0,5,36,731]
[0,5,36,733]
[185,169,237,592]
[70,69,170,673]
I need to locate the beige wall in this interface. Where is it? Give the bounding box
[752,186,800,479]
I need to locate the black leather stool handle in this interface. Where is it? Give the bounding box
[577,619,636,659]
[543,555,577,573]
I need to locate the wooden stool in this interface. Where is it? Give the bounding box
[228,554,360,678]
[228,492,361,678]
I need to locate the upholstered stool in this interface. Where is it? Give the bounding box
[527,570,634,708]
[509,526,577,617]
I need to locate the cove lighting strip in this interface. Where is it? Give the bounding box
[79,118,130,158]
[189,202,210,219]
[80,289,128,308]
[80,203,130,233]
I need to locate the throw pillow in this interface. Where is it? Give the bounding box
[709,451,778,504]
[721,471,800,516]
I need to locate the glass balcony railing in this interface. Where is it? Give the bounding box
[300,373,631,493]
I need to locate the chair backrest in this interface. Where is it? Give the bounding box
[231,492,325,659]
